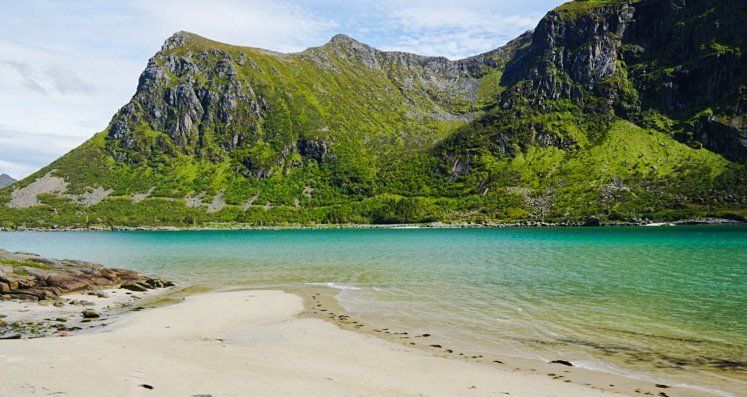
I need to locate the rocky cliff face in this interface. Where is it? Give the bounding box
[105,31,525,175]
[622,0,747,161]
[493,0,746,160]
[437,2,638,162]
[108,33,267,162]
[502,1,634,100]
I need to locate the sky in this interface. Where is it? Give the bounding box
[0,0,564,179]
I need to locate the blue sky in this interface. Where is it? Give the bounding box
[0,0,564,179]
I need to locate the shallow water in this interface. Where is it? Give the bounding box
[1,226,745,394]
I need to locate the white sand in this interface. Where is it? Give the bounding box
[0,290,622,396]
[0,287,168,330]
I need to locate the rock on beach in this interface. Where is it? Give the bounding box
[0,249,173,302]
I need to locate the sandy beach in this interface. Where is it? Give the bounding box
[0,289,647,397]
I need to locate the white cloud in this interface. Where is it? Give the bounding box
[0,38,140,141]
[2,61,98,96]
[391,6,535,31]
[45,65,98,95]
[0,126,79,179]
[131,0,337,53]
[373,1,544,59]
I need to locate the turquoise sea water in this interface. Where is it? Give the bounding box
[1,226,745,394]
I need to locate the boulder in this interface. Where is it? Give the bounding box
[5,291,39,301]
[43,274,91,292]
[0,274,19,289]
[113,268,142,281]
[0,249,173,301]
[121,282,148,292]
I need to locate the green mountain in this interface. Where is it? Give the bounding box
[2,0,745,228]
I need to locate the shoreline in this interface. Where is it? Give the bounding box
[0,288,710,397]
[1,250,742,395]
[285,285,728,397]
[0,284,732,396]
[0,217,742,232]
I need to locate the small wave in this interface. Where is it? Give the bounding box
[572,360,624,374]
[304,282,361,290]
[571,360,735,397]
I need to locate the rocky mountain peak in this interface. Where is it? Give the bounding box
[0,173,16,188]
[161,31,198,52]
[328,33,360,45]
[319,33,380,67]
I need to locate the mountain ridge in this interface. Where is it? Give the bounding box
[1,0,745,228]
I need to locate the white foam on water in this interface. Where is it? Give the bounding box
[672,384,735,397]
[572,360,626,374]
[303,282,361,290]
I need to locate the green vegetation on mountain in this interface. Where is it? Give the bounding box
[1,0,745,228]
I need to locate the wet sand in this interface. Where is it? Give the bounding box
[288,286,713,397]
[0,289,643,397]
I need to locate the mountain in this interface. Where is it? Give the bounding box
[0,174,16,188]
[1,0,745,229]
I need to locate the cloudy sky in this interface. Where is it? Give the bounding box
[0,0,563,179]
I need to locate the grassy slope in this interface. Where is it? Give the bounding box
[2,118,743,228]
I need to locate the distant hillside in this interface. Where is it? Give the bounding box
[1,0,745,229]
[0,174,16,189]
